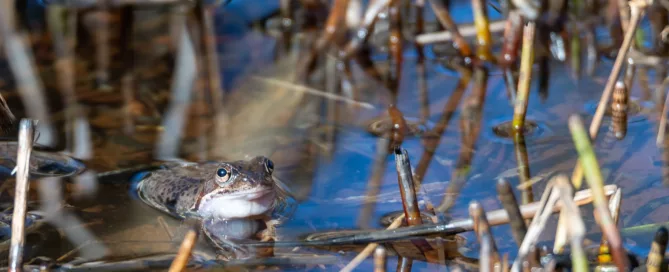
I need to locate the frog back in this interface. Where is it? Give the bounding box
[137,163,217,218]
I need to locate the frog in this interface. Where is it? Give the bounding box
[135,156,281,258]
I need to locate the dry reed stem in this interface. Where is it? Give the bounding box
[471,0,494,61]
[571,0,646,189]
[512,22,535,132]
[480,232,493,272]
[657,80,669,146]
[168,229,198,272]
[587,1,645,138]
[511,175,586,272]
[427,0,472,56]
[394,148,437,261]
[373,246,387,272]
[340,215,404,272]
[8,119,34,272]
[569,115,628,271]
[555,179,588,272]
[415,20,505,45]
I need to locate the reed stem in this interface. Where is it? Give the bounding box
[512,22,535,132]
[8,119,35,272]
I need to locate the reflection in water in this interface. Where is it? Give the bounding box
[437,67,488,214]
[3,0,669,270]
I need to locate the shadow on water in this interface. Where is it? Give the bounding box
[0,0,667,271]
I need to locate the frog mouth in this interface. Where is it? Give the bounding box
[236,188,274,200]
[222,188,274,200]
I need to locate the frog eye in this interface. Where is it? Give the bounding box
[265,159,274,174]
[216,168,231,183]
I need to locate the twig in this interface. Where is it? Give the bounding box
[168,228,199,272]
[340,215,404,272]
[9,119,35,272]
[569,115,628,271]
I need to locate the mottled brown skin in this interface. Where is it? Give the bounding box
[137,156,276,220]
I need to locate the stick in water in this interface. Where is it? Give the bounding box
[168,228,199,272]
[9,119,35,272]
